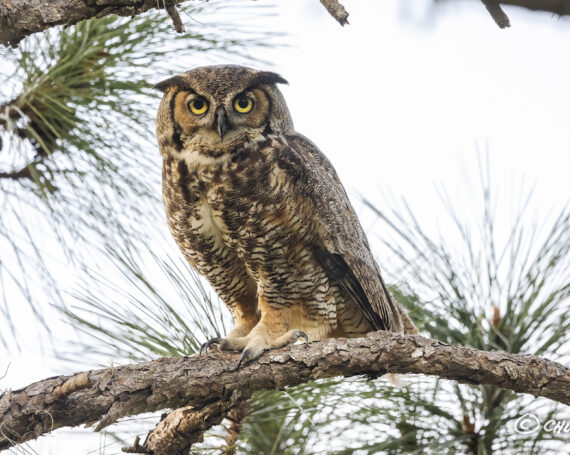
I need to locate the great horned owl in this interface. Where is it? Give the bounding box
[155,65,416,366]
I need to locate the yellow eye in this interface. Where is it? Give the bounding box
[234,96,253,114]
[188,98,208,115]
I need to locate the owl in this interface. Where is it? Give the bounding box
[155,65,416,366]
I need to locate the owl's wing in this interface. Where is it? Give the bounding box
[280,134,408,333]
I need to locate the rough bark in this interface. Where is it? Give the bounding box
[0,0,347,46]
[0,0,184,46]
[223,402,250,455]
[2,0,570,47]
[319,0,349,25]
[1,332,569,453]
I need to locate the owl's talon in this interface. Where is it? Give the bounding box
[237,348,258,370]
[200,337,220,355]
[296,331,309,344]
[235,329,309,369]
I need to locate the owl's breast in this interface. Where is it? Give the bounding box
[161,147,272,258]
[215,158,318,272]
[162,142,318,283]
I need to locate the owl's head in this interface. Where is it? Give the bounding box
[155,65,293,158]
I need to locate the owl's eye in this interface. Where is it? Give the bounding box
[234,96,254,114]
[188,98,208,115]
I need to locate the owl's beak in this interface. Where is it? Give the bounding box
[214,107,230,139]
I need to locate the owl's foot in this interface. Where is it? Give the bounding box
[199,335,250,355]
[199,321,258,355]
[199,329,308,367]
[200,338,221,355]
[237,329,308,369]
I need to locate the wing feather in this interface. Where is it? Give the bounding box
[279,134,406,333]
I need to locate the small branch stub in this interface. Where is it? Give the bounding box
[481,0,511,28]
[319,0,350,25]
[166,2,185,33]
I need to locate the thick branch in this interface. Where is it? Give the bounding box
[2,0,570,46]
[496,0,570,15]
[0,0,186,46]
[1,332,569,452]
[0,0,348,47]
[473,0,570,27]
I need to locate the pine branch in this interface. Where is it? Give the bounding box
[1,332,568,453]
[2,0,570,45]
[0,0,177,46]
[0,0,339,47]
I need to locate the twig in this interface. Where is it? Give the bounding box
[0,363,10,381]
[481,0,511,28]
[122,435,149,454]
[0,166,32,181]
[319,0,349,26]
[165,2,185,33]
[223,401,250,455]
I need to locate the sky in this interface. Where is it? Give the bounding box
[2,0,570,453]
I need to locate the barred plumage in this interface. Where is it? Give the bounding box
[156,65,416,365]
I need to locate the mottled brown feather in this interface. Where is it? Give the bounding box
[281,134,405,332]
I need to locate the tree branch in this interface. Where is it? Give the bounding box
[0,166,33,181]
[165,2,185,34]
[0,332,568,453]
[319,0,349,26]
[223,402,250,454]
[0,0,350,47]
[494,0,570,16]
[2,0,570,46]
[0,0,187,47]
[481,0,511,28]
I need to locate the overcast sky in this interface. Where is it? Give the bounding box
[3,1,570,453]
[273,1,570,210]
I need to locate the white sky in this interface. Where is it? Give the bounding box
[273,1,570,210]
[2,0,570,453]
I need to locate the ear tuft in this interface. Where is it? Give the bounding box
[153,76,185,93]
[251,71,288,87]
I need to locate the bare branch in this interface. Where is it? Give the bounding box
[497,0,570,16]
[165,2,185,33]
[0,0,186,47]
[223,402,250,455]
[319,0,349,26]
[0,166,33,181]
[138,397,250,455]
[1,332,568,452]
[481,0,511,28]
[0,0,341,45]
[2,0,570,47]
[138,397,238,454]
